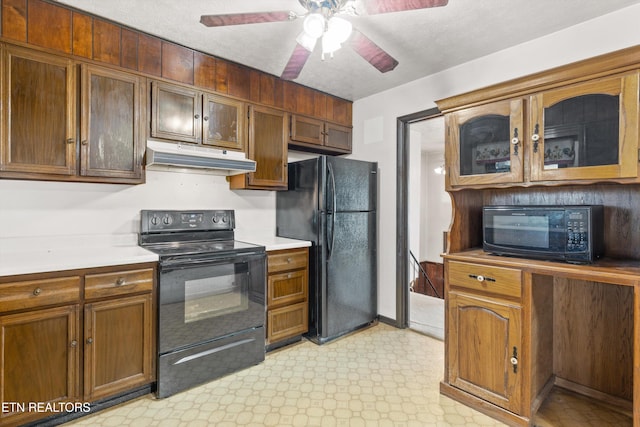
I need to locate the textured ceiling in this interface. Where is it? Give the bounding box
[54,0,640,101]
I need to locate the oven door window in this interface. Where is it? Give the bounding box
[184,265,248,323]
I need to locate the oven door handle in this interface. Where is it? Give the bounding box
[159,251,264,272]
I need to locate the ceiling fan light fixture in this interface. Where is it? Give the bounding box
[296,30,318,52]
[302,13,325,39]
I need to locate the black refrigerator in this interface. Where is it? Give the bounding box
[276,156,377,344]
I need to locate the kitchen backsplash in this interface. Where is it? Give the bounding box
[0,169,277,238]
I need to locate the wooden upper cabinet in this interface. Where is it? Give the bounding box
[290,115,324,146]
[150,81,201,143]
[202,93,245,151]
[80,64,145,180]
[150,80,245,151]
[446,99,525,187]
[290,114,353,154]
[229,105,287,190]
[1,46,76,175]
[529,73,639,182]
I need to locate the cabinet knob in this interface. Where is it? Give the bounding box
[203,116,209,121]
[86,337,93,344]
[511,128,519,155]
[66,138,75,145]
[33,287,42,296]
[81,140,88,146]
[115,277,126,286]
[287,258,292,263]
[195,114,200,120]
[476,275,485,282]
[70,340,78,348]
[532,123,540,153]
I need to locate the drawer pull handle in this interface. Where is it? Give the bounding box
[287,258,292,263]
[468,274,496,283]
[33,287,42,296]
[87,337,93,344]
[287,273,292,278]
[115,277,126,286]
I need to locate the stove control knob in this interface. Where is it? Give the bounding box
[150,216,160,225]
[162,215,173,225]
[212,216,219,223]
[221,216,227,223]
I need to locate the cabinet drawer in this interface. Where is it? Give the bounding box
[268,269,308,308]
[448,261,521,299]
[85,268,154,300]
[0,276,81,312]
[267,248,308,273]
[267,302,308,344]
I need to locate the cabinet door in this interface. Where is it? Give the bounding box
[530,73,639,182]
[80,65,145,181]
[290,114,324,146]
[150,81,201,144]
[1,46,76,175]
[84,294,154,401]
[448,292,522,414]
[0,305,80,426]
[325,123,352,153]
[246,105,288,189]
[202,93,245,151]
[447,99,524,186]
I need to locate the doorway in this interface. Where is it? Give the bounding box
[395,107,446,331]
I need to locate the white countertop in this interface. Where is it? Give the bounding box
[235,233,312,251]
[0,234,158,277]
[0,233,311,277]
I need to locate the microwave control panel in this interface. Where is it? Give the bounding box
[566,209,589,252]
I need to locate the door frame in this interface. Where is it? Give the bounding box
[395,107,442,328]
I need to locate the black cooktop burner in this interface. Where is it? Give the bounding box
[143,239,262,257]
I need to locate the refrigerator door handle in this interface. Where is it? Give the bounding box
[327,162,337,260]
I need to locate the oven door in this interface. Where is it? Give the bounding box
[158,251,266,354]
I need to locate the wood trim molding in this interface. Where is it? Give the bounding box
[436,44,640,112]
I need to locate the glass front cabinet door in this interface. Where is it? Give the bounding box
[529,73,639,182]
[446,99,524,187]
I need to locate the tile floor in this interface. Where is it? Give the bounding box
[64,323,506,427]
[409,292,444,341]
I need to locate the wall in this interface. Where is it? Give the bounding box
[420,151,450,263]
[351,4,640,320]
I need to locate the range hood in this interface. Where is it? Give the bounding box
[146,140,255,175]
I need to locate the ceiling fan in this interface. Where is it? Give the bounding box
[200,0,448,80]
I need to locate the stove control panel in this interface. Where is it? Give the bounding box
[141,210,235,233]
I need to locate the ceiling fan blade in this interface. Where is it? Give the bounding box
[281,44,312,80]
[200,11,292,27]
[363,0,448,15]
[349,30,398,73]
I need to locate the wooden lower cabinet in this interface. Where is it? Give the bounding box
[447,292,522,414]
[84,293,154,401]
[0,263,156,426]
[266,247,309,347]
[0,305,80,426]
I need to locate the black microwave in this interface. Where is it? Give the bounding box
[482,205,604,263]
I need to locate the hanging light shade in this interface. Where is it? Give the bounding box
[302,13,325,39]
[327,16,352,44]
